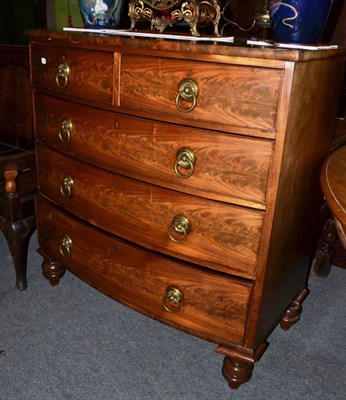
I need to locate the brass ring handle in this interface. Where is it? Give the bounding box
[60,235,73,257]
[56,61,70,88]
[162,286,184,313]
[176,91,197,113]
[175,78,199,113]
[60,176,74,198]
[174,148,196,179]
[168,215,191,243]
[59,119,73,143]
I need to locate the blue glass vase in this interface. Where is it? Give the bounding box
[269,0,333,44]
[78,0,125,29]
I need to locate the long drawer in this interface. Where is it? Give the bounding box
[30,44,115,103]
[37,143,264,278]
[120,55,284,134]
[34,93,273,208]
[36,196,252,346]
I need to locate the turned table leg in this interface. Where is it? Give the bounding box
[312,217,337,278]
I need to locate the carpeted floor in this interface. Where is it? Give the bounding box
[1,233,346,400]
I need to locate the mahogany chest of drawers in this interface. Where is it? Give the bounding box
[28,30,345,390]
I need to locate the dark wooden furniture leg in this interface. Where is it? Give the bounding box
[0,155,36,290]
[216,342,269,389]
[222,357,254,389]
[280,287,310,331]
[0,216,35,290]
[312,216,337,278]
[39,249,66,286]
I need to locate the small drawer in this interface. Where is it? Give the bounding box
[30,44,115,103]
[37,144,264,278]
[120,55,283,134]
[34,93,273,208]
[37,196,252,346]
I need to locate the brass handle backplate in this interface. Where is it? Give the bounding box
[168,215,191,243]
[175,77,199,113]
[162,286,184,313]
[60,176,74,198]
[56,61,70,88]
[60,235,73,257]
[174,147,196,179]
[59,119,73,143]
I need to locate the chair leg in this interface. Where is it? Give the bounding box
[0,216,36,290]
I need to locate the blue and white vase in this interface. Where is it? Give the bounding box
[269,0,333,44]
[78,0,125,29]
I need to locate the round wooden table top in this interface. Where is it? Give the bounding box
[320,145,346,248]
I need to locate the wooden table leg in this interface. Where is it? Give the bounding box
[312,217,337,278]
[0,215,36,290]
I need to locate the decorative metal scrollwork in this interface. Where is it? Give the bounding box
[128,0,221,36]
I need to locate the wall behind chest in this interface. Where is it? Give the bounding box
[54,0,82,31]
[0,0,46,44]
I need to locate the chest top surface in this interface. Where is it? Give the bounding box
[26,29,345,62]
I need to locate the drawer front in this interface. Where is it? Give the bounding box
[35,93,273,208]
[120,55,283,133]
[36,196,252,346]
[37,144,264,278]
[30,44,114,103]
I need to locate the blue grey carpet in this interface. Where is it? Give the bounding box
[1,233,345,400]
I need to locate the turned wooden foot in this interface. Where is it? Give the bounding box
[222,356,254,389]
[280,287,309,330]
[0,215,36,290]
[41,255,65,286]
[313,217,336,278]
[217,342,268,390]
